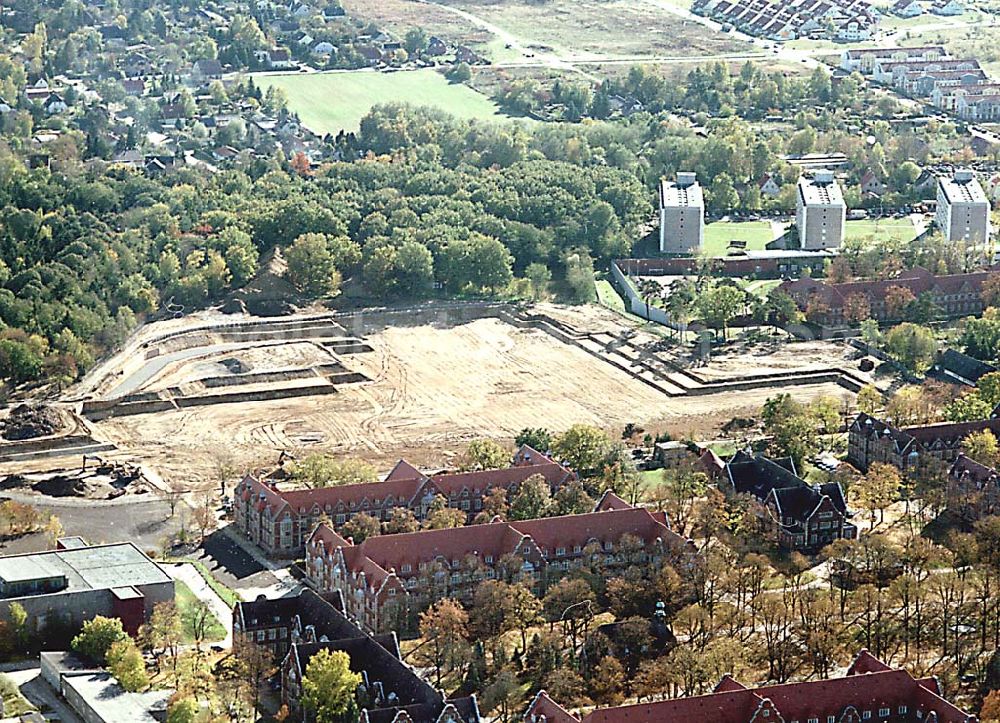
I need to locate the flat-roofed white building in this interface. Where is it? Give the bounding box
[796,170,846,250]
[659,172,704,254]
[936,169,991,243]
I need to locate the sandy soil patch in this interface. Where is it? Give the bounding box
[90,313,853,488]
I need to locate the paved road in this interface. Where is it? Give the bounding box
[105,341,248,399]
[0,495,182,556]
[166,562,234,648]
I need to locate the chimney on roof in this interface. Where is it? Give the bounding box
[676,171,697,187]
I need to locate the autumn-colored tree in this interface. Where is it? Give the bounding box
[648,462,708,537]
[107,638,149,691]
[416,599,470,688]
[72,616,128,664]
[826,256,852,283]
[383,507,420,534]
[977,371,1000,408]
[191,495,217,541]
[460,439,510,471]
[943,390,992,422]
[289,151,312,177]
[843,292,871,324]
[853,462,901,528]
[422,495,466,529]
[589,655,625,705]
[473,486,509,523]
[509,473,552,520]
[980,273,1000,307]
[302,649,362,723]
[856,385,882,415]
[963,429,1000,468]
[885,285,916,319]
[341,512,380,543]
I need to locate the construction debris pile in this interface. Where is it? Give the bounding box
[1,405,64,440]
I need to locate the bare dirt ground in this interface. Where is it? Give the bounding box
[694,340,871,380]
[344,0,745,62]
[148,341,337,391]
[87,306,853,488]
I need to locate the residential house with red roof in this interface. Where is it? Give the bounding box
[524,649,976,723]
[847,412,1000,472]
[234,446,576,557]
[304,505,695,634]
[779,267,997,328]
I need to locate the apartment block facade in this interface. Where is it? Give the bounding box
[233,445,575,557]
[304,502,695,634]
[796,171,846,250]
[659,172,704,254]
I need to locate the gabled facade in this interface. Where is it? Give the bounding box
[947,453,1000,524]
[721,451,856,550]
[245,591,481,722]
[524,649,976,723]
[779,267,997,328]
[234,446,575,557]
[304,506,695,634]
[847,413,1000,472]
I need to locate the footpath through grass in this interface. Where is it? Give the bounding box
[255,69,506,134]
[166,557,240,607]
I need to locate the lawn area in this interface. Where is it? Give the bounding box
[596,279,627,314]
[175,580,226,644]
[167,558,240,607]
[703,221,776,257]
[843,219,918,243]
[739,278,782,298]
[255,69,506,134]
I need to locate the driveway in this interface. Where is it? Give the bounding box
[166,562,234,648]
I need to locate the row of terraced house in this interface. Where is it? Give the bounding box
[693,0,878,42]
[233,445,576,557]
[840,46,1000,122]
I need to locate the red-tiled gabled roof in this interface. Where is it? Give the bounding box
[311,507,687,584]
[242,450,574,518]
[594,490,632,511]
[847,648,893,674]
[542,653,975,723]
[714,674,749,692]
[781,268,998,311]
[512,507,676,555]
[524,690,579,723]
[428,462,572,496]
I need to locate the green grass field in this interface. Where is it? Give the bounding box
[175,580,226,644]
[703,221,777,257]
[595,279,627,314]
[255,69,506,134]
[739,278,782,298]
[844,219,918,243]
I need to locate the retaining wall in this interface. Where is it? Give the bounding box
[173,383,338,408]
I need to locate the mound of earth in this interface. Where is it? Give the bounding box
[32,475,118,499]
[2,405,64,440]
[0,474,29,490]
